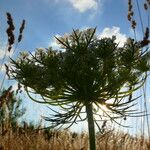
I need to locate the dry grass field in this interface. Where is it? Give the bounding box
[0,125,150,150]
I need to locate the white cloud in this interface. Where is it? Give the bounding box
[0,47,14,59]
[0,49,6,59]
[98,26,127,47]
[0,64,6,73]
[11,82,19,92]
[49,34,61,49]
[0,46,13,75]
[48,26,127,50]
[68,0,98,13]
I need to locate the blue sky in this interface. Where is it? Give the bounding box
[0,0,146,50]
[0,0,131,49]
[0,0,149,134]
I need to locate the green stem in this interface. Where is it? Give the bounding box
[86,103,96,150]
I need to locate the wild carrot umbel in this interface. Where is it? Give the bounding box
[8,27,150,150]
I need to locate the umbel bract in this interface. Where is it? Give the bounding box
[8,28,149,150]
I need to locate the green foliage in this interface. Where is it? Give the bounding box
[8,28,149,126]
[8,28,149,150]
[0,88,26,128]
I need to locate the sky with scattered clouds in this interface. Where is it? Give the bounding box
[0,0,149,134]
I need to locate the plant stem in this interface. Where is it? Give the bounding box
[86,103,96,150]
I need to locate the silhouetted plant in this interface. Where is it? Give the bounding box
[127,0,150,140]
[0,12,26,135]
[0,12,25,92]
[0,86,26,133]
[8,28,149,150]
[127,0,150,47]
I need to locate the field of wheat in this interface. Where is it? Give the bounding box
[0,124,150,150]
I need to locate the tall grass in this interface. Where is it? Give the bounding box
[0,124,150,150]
